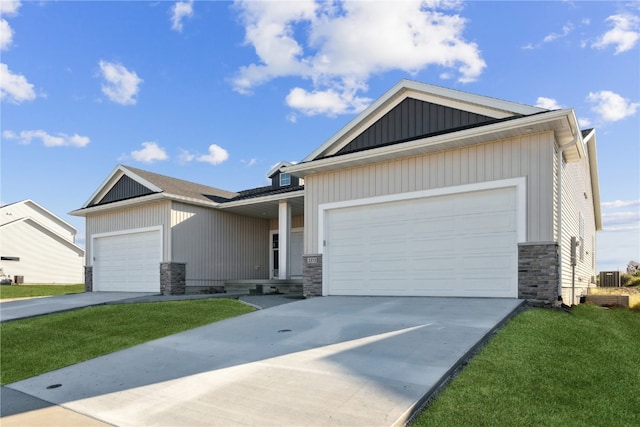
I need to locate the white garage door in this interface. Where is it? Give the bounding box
[93,229,161,292]
[325,187,518,298]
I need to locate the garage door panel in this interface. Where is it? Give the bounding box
[93,230,160,293]
[326,187,518,298]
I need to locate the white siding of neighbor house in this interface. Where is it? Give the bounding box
[0,219,84,284]
[304,132,556,253]
[171,202,270,289]
[558,149,597,304]
[1,200,77,242]
[85,201,172,263]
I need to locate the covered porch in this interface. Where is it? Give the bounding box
[218,189,304,285]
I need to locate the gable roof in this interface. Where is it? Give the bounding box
[303,79,546,161]
[73,165,238,214]
[285,80,585,177]
[0,217,84,256]
[267,161,294,178]
[0,199,77,236]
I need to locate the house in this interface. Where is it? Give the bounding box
[0,200,85,284]
[71,80,601,305]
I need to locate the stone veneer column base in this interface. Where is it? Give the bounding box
[84,266,93,292]
[160,262,186,295]
[303,254,323,298]
[518,242,560,306]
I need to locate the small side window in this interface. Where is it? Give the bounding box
[1,256,20,261]
[280,173,291,186]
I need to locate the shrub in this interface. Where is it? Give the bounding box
[621,274,640,287]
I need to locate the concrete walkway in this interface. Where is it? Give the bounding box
[0,292,301,322]
[2,297,524,426]
[0,292,157,322]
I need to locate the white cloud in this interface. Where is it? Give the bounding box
[578,117,592,127]
[587,90,639,122]
[232,0,485,116]
[535,97,563,110]
[0,63,35,103]
[2,129,90,147]
[592,14,640,54]
[197,144,229,165]
[177,148,195,164]
[170,0,194,32]
[131,142,168,163]
[602,200,640,209]
[98,60,143,105]
[241,158,257,167]
[0,0,21,16]
[543,23,573,43]
[286,85,372,117]
[0,18,14,50]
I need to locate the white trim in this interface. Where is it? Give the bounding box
[267,161,293,178]
[216,190,304,210]
[90,226,163,267]
[286,109,580,178]
[319,177,526,297]
[269,227,303,279]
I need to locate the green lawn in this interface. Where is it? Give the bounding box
[0,284,85,299]
[0,299,254,384]
[412,305,640,426]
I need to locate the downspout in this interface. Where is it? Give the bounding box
[556,135,580,304]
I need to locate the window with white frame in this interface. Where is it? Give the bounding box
[280,173,291,186]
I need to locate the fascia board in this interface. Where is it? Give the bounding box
[217,190,304,210]
[286,109,576,177]
[70,193,222,217]
[584,131,602,231]
[70,193,166,216]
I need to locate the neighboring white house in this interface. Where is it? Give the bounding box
[0,200,85,284]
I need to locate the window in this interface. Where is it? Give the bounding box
[280,173,291,186]
[1,256,20,261]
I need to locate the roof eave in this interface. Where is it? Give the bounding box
[583,130,603,230]
[286,109,580,177]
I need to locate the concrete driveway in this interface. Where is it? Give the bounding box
[3,296,523,426]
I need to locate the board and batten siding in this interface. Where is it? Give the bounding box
[305,132,556,254]
[559,154,597,304]
[171,202,270,289]
[85,201,172,264]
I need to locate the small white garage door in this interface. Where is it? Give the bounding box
[324,187,518,298]
[93,229,161,292]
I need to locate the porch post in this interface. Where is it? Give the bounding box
[278,201,291,279]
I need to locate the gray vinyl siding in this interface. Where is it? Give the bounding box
[336,98,495,155]
[559,153,597,304]
[305,132,556,253]
[171,202,270,289]
[85,201,172,263]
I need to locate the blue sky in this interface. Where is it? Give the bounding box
[1,0,638,272]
